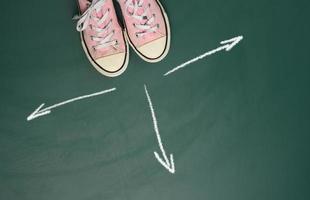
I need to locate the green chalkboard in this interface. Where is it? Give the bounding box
[1,0,309,200]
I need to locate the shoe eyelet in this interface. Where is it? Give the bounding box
[133,23,136,27]
[148,3,151,7]
[135,33,139,38]
[156,24,160,28]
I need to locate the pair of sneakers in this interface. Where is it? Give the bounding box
[74,0,170,77]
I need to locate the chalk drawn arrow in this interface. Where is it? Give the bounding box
[27,87,116,121]
[164,35,244,76]
[144,85,175,174]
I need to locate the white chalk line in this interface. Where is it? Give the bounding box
[164,35,243,76]
[27,87,116,121]
[144,84,175,174]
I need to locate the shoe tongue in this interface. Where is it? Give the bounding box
[136,7,145,16]
[127,7,145,17]
[129,0,146,16]
[90,0,104,19]
[95,9,103,18]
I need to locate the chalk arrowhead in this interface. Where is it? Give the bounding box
[154,151,175,174]
[220,35,243,51]
[27,103,51,121]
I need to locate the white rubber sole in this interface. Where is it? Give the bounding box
[122,0,171,63]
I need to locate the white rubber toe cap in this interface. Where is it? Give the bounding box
[95,52,127,76]
[137,36,167,61]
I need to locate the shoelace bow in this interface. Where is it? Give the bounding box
[124,0,159,37]
[73,0,118,51]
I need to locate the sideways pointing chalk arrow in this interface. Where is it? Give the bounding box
[27,87,116,121]
[144,85,175,174]
[164,35,244,76]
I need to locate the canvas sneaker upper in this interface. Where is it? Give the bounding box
[74,0,128,76]
[118,0,170,61]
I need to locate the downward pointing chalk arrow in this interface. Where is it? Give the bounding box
[144,85,175,174]
[27,87,116,121]
[164,35,244,76]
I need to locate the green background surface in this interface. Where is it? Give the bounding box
[0,0,309,200]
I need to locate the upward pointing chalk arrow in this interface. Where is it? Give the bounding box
[164,35,244,76]
[27,87,116,121]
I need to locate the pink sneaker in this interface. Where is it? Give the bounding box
[74,0,129,77]
[118,0,170,62]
